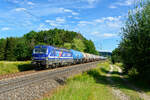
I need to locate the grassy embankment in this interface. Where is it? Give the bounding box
[44,61,118,100]
[43,61,147,100]
[0,61,34,75]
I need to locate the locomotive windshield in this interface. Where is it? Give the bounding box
[33,48,47,54]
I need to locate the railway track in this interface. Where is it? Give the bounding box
[0,61,100,99]
[0,70,36,80]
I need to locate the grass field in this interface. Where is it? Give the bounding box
[0,61,34,75]
[43,61,147,100]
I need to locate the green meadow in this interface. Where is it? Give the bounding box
[0,61,34,75]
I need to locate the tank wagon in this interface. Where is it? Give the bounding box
[32,45,101,69]
[70,49,83,64]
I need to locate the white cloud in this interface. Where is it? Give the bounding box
[107,22,121,28]
[116,0,133,6]
[6,0,19,4]
[45,20,52,23]
[110,0,139,8]
[91,31,118,37]
[45,17,66,27]
[106,19,123,28]
[25,7,68,17]
[72,12,79,15]
[61,8,79,15]
[78,16,122,29]
[27,2,35,5]
[94,19,104,23]
[74,17,80,19]
[86,0,99,8]
[105,16,121,21]
[87,0,98,4]
[34,7,79,16]
[78,21,94,26]
[94,16,121,23]
[38,24,49,31]
[1,27,11,31]
[63,9,72,13]
[45,20,59,27]
[90,31,118,38]
[68,16,72,18]
[79,21,91,24]
[14,8,26,12]
[75,15,122,42]
[103,33,118,37]
[91,31,100,35]
[109,5,117,9]
[56,17,66,23]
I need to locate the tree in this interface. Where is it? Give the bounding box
[5,37,17,61]
[119,0,150,81]
[72,38,85,52]
[111,48,121,64]
[0,39,6,60]
[84,40,99,55]
[14,39,29,61]
[63,43,72,49]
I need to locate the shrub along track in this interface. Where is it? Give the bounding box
[0,61,100,100]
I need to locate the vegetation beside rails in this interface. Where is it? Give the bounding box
[110,69,143,100]
[111,0,150,82]
[114,62,150,96]
[0,61,34,75]
[44,62,118,100]
[126,75,150,96]
[44,61,147,100]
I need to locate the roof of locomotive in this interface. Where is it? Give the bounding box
[34,45,71,52]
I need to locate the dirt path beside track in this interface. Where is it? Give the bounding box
[106,65,130,100]
[115,66,150,100]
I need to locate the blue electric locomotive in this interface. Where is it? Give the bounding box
[32,45,73,68]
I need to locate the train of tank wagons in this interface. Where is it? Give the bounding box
[32,45,106,69]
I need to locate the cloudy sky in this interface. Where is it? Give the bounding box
[0,0,137,51]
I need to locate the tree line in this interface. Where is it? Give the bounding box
[0,28,98,61]
[111,0,150,82]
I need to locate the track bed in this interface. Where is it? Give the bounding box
[0,61,100,100]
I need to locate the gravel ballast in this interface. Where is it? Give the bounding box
[0,61,100,100]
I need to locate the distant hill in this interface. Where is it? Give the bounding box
[99,51,112,57]
[0,28,98,61]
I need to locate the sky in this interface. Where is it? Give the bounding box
[0,0,138,52]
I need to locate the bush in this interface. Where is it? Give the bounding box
[117,0,150,81]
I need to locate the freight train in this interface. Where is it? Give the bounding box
[32,45,102,69]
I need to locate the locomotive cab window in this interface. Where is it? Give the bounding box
[33,48,48,54]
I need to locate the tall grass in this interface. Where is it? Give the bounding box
[44,62,118,100]
[44,61,144,100]
[0,61,33,75]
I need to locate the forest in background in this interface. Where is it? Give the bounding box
[0,28,98,61]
